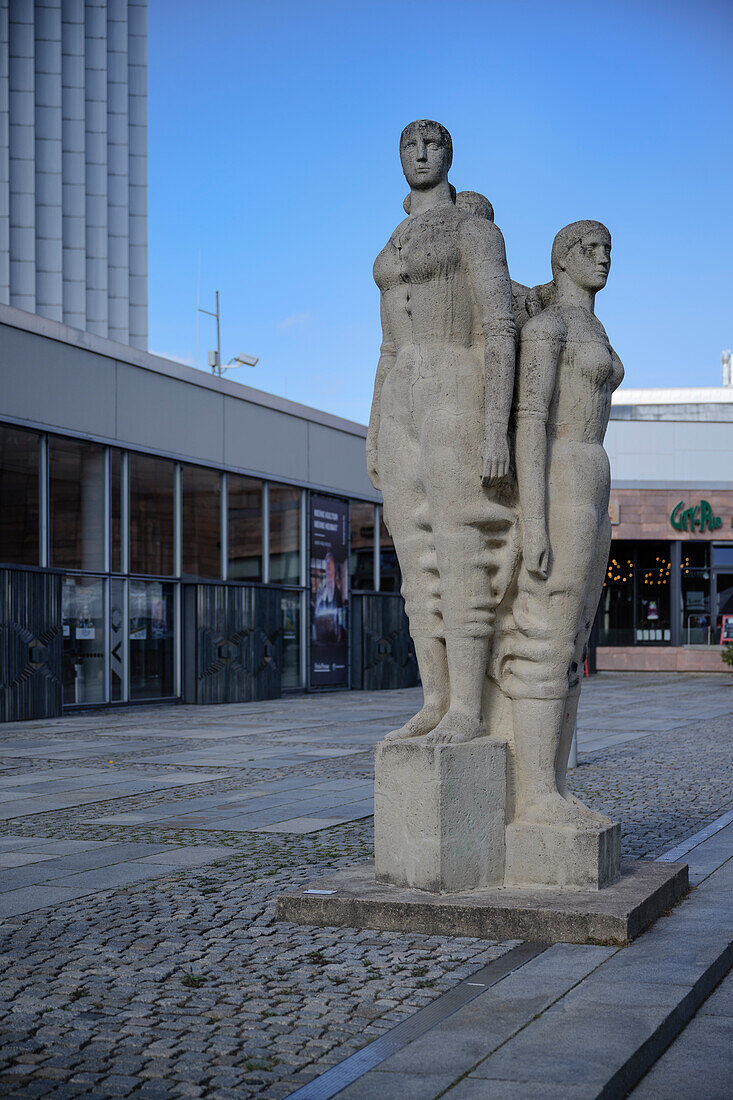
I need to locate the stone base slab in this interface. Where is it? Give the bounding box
[504,819,621,890]
[276,859,689,944]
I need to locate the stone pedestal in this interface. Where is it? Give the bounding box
[374,736,507,893]
[504,819,621,890]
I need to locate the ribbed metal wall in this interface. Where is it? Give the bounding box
[0,0,147,349]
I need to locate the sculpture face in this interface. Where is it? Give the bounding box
[400,124,450,191]
[563,230,612,292]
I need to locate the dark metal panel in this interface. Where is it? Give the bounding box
[0,568,63,721]
[190,583,282,704]
[360,593,419,691]
[350,594,363,690]
[251,586,282,701]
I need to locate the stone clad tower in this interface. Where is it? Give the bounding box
[0,0,147,350]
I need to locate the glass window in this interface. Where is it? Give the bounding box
[62,576,106,705]
[110,576,125,701]
[712,544,733,568]
[281,590,302,690]
[129,580,175,699]
[228,474,262,581]
[111,449,122,572]
[599,541,635,646]
[182,464,221,579]
[130,454,175,576]
[350,501,375,591]
[0,423,39,566]
[269,484,300,584]
[379,510,401,593]
[636,541,671,644]
[716,572,733,641]
[50,436,105,571]
[681,543,711,645]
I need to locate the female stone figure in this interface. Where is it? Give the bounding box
[368,120,519,745]
[501,220,623,827]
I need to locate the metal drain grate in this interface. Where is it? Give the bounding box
[286,939,548,1100]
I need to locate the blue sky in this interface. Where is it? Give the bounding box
[148,0,733,423]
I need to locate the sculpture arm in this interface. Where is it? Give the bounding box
[515,313,564,578]
[366,297,396,491]
[461,217,517,483]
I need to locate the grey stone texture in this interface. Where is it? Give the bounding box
[369,123,625,892]
[374,737,506,891]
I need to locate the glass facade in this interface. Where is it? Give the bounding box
[182,464,221,579]
[635,542,671,643]
[269,484,301,584]
[350,501,376,591]
[50,437,105,571]
[62,575,106,705]
[130,453,175,576]
[228,475,262,581]
[0,424,39,566]
[0,419,385,707]
[681,544,711,644]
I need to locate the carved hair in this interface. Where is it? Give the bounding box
[455,191,494,221]
[550,220,611,279]
[399,119,453,169]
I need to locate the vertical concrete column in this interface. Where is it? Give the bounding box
[35,0,63,322]
[127,0,147,350]
[61,0,86,330]
[84,0,108,336]
[0,4,10,305]
[8,0,36,313]
[106,0,128,343]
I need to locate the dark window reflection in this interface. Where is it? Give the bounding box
[379,511,401,593]
[281,591,302,690]
[636,541,670,643]
[599,540,635,646]
[350,501,375,591]
[228,474,262,581]
[130,454,175,576]
[111,449,122,572]
[270,485,300,584]
[62,576,106,704]
[129,579,175,699]
[50,437,105,571]
[681,543,710,644]
[0,423,39,566]
[182,464,221,579]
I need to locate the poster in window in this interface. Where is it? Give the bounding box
[720,615,733,644]
[310,494,348,687]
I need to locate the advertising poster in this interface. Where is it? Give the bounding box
[310,494,349,688]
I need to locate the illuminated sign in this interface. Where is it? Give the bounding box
[670,499,722,533]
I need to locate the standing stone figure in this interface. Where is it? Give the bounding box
[497,221,624,840]
[367,120,519,746]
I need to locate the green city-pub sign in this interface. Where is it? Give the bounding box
[670,499,722,533]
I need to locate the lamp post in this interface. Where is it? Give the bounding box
[198,291,259,376]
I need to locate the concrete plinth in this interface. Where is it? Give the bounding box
[276,859,689,945]
[504,819,621,890]
[374,736,507,893]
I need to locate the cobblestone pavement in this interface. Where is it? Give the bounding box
[0,673,731,1099]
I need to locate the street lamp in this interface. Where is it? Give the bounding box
[198,291,258,376]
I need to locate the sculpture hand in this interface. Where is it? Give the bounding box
[524,530,550,579]
[481,428,510,485]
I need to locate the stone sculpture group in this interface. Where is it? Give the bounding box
[368,120,624,893]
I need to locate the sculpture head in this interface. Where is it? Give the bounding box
[400,120,453,191]
[551,221,611,292]
[456,191,494,222]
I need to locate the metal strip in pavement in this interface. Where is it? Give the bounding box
[285,940,548,1100]
[657,807,733,863]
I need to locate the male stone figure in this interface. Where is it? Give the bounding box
[368,120,519,745]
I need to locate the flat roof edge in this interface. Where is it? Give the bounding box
[0,302,368,438]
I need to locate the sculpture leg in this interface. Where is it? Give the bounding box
[512,696,596,826]
[426,633,491,744]
[385,635,449,740]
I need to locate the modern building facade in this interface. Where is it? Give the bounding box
[0,302,413,721]
[599,386,733,671]
[1,0,147,348]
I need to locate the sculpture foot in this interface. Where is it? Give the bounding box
[515,791,598,829]
[424,708,483,746]
[384,703,446,741]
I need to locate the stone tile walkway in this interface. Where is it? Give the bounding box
[0,672,730,1098]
